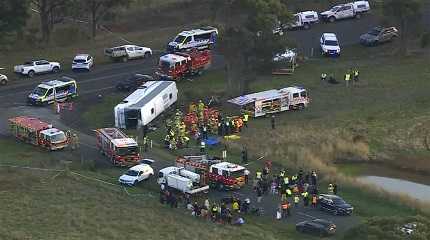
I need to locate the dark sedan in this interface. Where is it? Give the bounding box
[116,73,154,91]
[319,194,354,215]
[296,219,336,237]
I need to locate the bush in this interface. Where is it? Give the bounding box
[52,26,89,47]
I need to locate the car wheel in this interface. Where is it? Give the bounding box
[0,79,7,85]
[52,67,60,73]
[133,180,138,186]
[356,13,361,19]
[304,23,310,30]
[144,52,151,59]
[329,17,335,23]
[28,70,35,78]
[122,57,128,63]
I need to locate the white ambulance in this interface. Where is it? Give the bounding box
[27,77,78,105]
[167,27,218,52]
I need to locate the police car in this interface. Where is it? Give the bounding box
[27,77,78,105]
[167,27,218,52]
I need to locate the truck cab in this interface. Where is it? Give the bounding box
[209,162,246,190]
[39,128,68,151]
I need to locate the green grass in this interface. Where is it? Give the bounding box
[81,93,126,130]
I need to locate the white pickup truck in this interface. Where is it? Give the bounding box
[158,166,209,194]
[286,11,319,30]
[320,1,370,23]
[104,44,152,62]
[14,59,61,78]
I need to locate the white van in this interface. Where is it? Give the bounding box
[27,77,78,105]
[114,81,178,129]
[167,27,218,52]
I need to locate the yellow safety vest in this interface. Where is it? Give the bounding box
[345,74,351,81]
[286,189,292,196]
[294,196,299,203]
[243,114,249,122]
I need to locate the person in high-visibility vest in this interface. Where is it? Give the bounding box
[345,70,351,87]
[353,69,360,83]
[243,113,249,128]
[286,188,292,197]
[294,195,300,206]
[302,191,309,207]
[321,73,327,82]
[256,171,262,180]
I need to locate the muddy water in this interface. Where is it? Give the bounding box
[342,163,430,203]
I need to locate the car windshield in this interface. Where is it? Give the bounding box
[333,198,346,205]
[174,35,187,43]
[50,132,66,142]
[116,146,138,156]
[331,6,341,12]
[32,87,48,96]
[324,40,339,46]
[230,169,245,178]
[368,29,381,36]
[74,59,87,63]
[125,170,139,177]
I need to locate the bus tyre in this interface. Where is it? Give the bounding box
[144,52,151,59]
[28,70,35,78]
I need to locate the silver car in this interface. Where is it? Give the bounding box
[360,26,399,46]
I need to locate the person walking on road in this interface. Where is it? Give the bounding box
[271,114,276,130]
[344,70,351,87]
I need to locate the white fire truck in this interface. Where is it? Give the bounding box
[228,86,310,117]
[158,166,210,194]
[9,116,68,151]
[95,128,141,166]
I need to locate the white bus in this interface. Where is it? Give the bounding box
[114,81,178,129]
[167,27,218,52]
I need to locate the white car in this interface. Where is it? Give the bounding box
[105,45,152,62]
[0,68,8,85]
[72,54,94,71]
[14,59,61,78]
[320,33,341,56]
[119,164,154,186]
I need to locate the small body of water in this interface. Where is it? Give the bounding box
[338,163,430,203]
[358,176,430,203]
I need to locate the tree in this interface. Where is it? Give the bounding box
[82,0,132,39]
[383,0,423,55]
[32,0,68,42]
[0,0,29,42]
[213,0,291,95]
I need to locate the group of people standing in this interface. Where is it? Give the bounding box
[320,68,360,86]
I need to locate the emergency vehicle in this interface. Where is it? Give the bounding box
[27,77,77,105]
[158,166,210,194]
[9,116,68,151]
[167,27,218,52]
[95,128,140,166]
[156,49,212,81]
[176,156,246,191]
[228,86,310,117]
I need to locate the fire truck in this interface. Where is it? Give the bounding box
[95,128,140,166]
[9,116,68,151]
[156,49,212,81]
[176,155,246,191]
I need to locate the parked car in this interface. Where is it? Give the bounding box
[104,45,152,62]
[320,33,341,56]
[286,11,319,30]
[115,73,154,91]
[72,54,94,71]
[360,26,399,46]
[320,1,370,23]
[118,164,154,186]
[14,59,61,78]
[319,194,354,215]
[0,68,8,86]
[296,219,337,237]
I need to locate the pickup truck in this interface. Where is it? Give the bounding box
[286,11,319,30]
[14,60,61,78]
[320,1,370,23]
[104,44,152,62]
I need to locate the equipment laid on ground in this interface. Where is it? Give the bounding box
[114,81,178,129]
[228,86,310,117]
[9,116,68,151]
[95,128,140,166]
[156,49,212,81]
[167,27,218,52]
[158,166,209,194]
[272,48,297,75]
[27,77,77,105]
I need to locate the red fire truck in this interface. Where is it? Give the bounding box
[9,116,69,151]
[176,155,246,190]
[157,49,212,81]
[95,128,140,166]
